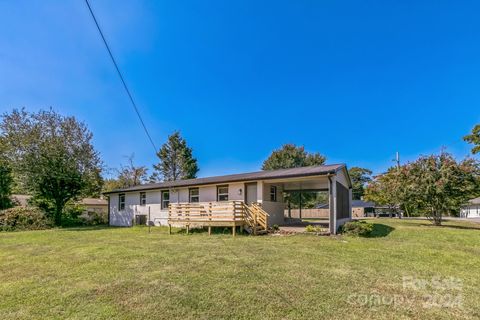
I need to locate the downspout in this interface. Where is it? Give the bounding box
[107,195,110,226]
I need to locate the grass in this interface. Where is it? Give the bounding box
[0,219,479,319]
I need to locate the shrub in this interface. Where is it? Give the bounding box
[0,206,52,231]
[271,224,280,231]
[83,210,108,225]
[341,220,374,237]
[305,225,324,233]
[62,203,108,227]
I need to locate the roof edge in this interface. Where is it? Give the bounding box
[103,164,346,195]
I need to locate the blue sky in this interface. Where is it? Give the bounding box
[1,1,479,178]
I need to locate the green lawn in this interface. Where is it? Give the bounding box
[1,219,479,319]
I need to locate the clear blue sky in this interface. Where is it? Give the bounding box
[1,1,479,177]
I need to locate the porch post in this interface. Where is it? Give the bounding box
[329,176,337,234]
[299,190,302,220]
[257,181,264,204]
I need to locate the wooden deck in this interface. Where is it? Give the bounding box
[168,201,269,236]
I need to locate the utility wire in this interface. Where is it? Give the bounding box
[84,0,158,153]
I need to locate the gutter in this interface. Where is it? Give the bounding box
[102,169,340,195]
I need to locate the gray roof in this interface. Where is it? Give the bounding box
[104,164,346,194]
[317,200,375,209]
[468,197,480,205]
[352,200,376,208]
[80,198,108,206]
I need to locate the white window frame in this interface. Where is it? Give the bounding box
[161,190,170,210]
[139,192,146,206]
[270,186,277,202]
[119,193,125,211]
[189,188,199,203]
[217,185,229,202]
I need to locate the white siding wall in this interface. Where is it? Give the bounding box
[461,205,480,218]
[109,182,249,227]
[260,183,285,226]
[262,201,285,226]
[108,174,350,229]
[228,182,245,201]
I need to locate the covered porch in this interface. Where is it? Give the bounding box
[261,172,352,234]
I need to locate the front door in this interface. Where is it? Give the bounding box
[245,183,258,204]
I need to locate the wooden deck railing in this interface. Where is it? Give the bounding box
[168,201,269,236]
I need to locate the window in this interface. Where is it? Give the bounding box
[118,193,125,211]
[189,188,199,203]
[139,192,146,206]
[217,185,229,201]
[161,191,170,210]
[270,186,277,202]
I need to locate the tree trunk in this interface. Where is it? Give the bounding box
[54,201,63,226]
[432,210,442,226]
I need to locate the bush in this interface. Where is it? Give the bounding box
[341,220,374,237]
[0,206,52,231]
[62,203,108,227]
[305,225,324,233]
[79,209,108,225]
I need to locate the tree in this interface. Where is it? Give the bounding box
[103,155,148,192]
[365,152,480,225]
[151,131,198,182]
[0,108,103,225]
[348,167,372,200]
[262,144,326,170]
[0,159,13,210]
[408,153,480,225]
[364,165,417,217]
[464,124,480,154]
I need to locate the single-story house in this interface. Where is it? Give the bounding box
[460,197,480,218]
[79,198,108,214]
[351,200,376,217]
[104,164,353,234]
[10,195,107,216]
[11,194,32,207]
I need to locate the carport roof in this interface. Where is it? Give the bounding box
[104,164,346,194]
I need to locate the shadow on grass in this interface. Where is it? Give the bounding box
[365,223,395,238]
[418,223,480,231]
[399,218,480,231]
[174,226,248,236]
[57,225,114,232]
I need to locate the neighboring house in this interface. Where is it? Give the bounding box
[351,200,375,218]
[79,198,108,214]
[306,199,375,218]
[103,164,353,234]
[10,195,107,216]
[11,194,32,207]
[460,197,480,218]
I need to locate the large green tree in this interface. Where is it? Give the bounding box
[408,153,480,225]
[151,131,198,182]
[364,165,417,217]
[0,157,13,210]
[348,167,372,200]
[365,152,480,224]
[464,124,480,154]
[0,109,103,225]
[262,144,326,170]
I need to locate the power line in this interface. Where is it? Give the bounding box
[84,0,158,153]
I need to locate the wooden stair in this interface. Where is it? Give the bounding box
[243,202,269,235]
